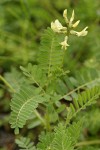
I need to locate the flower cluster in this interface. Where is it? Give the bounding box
[51,9,88,50]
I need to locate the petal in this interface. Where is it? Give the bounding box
[51,22,58,32]
[55,20,63,29]
[70,26,88,37]
[70,30,77,35]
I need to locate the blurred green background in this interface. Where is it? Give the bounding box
[0,0,100,149]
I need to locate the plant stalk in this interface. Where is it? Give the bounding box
[0,75,15,93]
[76,140,100,147]
[33,110,45,126]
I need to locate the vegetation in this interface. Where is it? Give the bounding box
[0,0,100,150]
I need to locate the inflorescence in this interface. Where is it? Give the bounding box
[51,9,88,50]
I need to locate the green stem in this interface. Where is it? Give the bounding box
[76,140,100,147]
[61,49,66,68]
[61,28,70,68]
[62,77,100,99]
[33,110,45,126]
[45,111,51,131]
[0,75,15,93]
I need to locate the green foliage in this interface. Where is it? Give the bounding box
[0,1,100,149]
[15,137,36,150]
[7,12,100,149]
[50,124,73,150]
[4,68,26,92]
[38,28,64,74]
[67,86,100,123]
[37,132,54,150]
[85,108,100,134]
[56,68,100,97]
[27,113,41,129]
[37,120,83,150]
[20,64,47,87]
[78,146,100,150]
[16,121,83,150]
[9,26,100,137]
[9,85,48,134]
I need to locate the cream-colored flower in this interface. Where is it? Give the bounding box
[69,10,75,27]
[70,27,88,37]
[72,20,80,28]
[70,10,75,23]
[51,19,67,33]
[60,36,69,50]
[63,9,69,23]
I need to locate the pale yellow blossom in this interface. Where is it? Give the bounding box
[70,27,88,37]
[51,19,67,33]
[60,36,69,50]
[63,9,69,23]
[72,20,80,28]
[70,10,75,23]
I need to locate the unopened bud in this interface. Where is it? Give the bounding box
[72,20,80,28]
[70,10,75,23]
[63,9,69,23]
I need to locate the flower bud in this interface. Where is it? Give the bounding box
[70,10,75,23]
[63,9,69,23]
[72,20,80,28]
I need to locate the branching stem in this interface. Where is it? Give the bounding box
[62,77,100,99]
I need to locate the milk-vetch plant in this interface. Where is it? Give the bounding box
[7,9,100,150]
